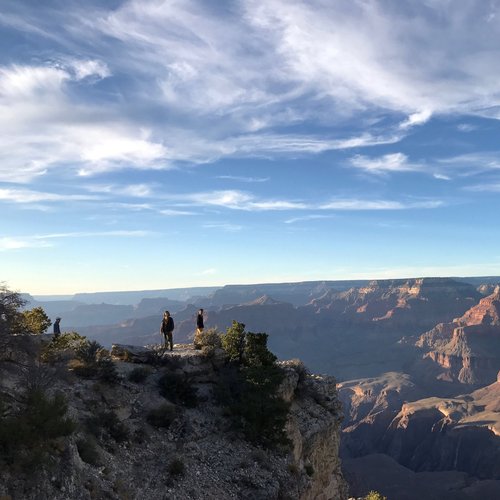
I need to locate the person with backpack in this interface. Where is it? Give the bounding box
[160,310,174,351]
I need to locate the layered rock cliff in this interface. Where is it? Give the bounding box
[0,338,347,500]
[310,278,480,327]
[416,286,500,385]
[339,371,500,498]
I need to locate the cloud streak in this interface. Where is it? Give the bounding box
[168,189,444,212]
[0,230,151,252]
[0,188,97,203]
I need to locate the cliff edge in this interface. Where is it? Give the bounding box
[0,337,347,500]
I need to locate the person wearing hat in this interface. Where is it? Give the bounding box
[53,317,61,337]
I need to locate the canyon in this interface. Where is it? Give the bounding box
[25,276,500,498]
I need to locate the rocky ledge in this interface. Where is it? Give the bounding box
[0,341,347,500]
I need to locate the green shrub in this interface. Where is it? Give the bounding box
[128,366,151,383]
[364,491,387,500]
[76,341,102,365]
[284,358,309,383]
[76,436,101,466]
[144,344,168,366]
[304,464,314,476]
[86,410,129,443]
[194,327,222,353]
[0,388,75,466]
[96,356,120,384]
[250,448,268,464]
[41,331,88,363]
[167,456,185,477]
[146,403,178,428]
[158,372,198,408]
[72,341,119,383]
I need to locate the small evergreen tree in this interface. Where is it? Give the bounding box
[21,307,52,335]
[221,321,246,362]
[0,388,75,466]
[219,324,290,448]
[0,283,26,336]
[244,332,277,367]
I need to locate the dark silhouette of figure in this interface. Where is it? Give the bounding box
[53,317,61,337]
[196,309,204,334]
[160,311,174,351]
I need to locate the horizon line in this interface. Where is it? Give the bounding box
[26,274,500,298]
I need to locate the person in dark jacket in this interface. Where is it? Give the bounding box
[196,309,204,335]
[160,311,174,351]
[53,317,61,337]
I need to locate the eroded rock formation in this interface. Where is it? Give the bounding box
[416,286,500,385]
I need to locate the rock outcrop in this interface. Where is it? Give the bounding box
[382,374,500,479]
[339,371,500,498]
[0,340,347,500]
[338,373,424,458]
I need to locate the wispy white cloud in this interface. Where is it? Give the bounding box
[202,223,243,232]
[399,110,433,129]
[171,189,444,212]
[457,123,477,132]
[433,173,451,181]
[284,214,336,224]
[437,153,500,177]
[0,230,152,252]
[349,153,420,175]
[350,150,500,179]
[159,208,196,216]
[464,182,500,192]
[0,63,169,182]
[177,190,306,211]
[0,188,97,203]
[35,230,152,239]
[85,183,154,197]
[3,0,500,182]
[0,237,52,251]
[200,268,217,275]
[69,59,111,81]
[247,0,500,120]
[217,175,270,183]
[320,199,444,210]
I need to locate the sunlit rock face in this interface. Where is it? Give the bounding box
[417,286,500,386]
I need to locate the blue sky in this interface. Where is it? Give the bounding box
[1,0,500,294]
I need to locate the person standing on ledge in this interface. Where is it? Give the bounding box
[53,317,61,338]
[196,308,204,335]
[160,310,174,351]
